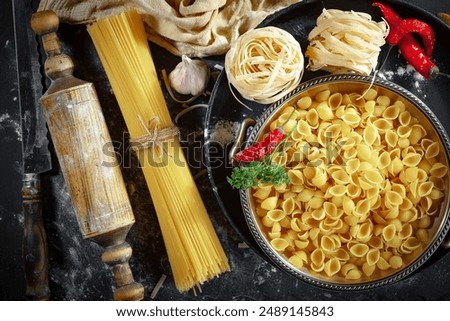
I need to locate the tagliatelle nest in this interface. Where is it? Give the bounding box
[225,26,305,105]
[306,9,388,75]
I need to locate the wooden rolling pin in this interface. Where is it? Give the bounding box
[30,10,144,301]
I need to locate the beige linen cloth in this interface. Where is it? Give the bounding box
[38,0,301,57]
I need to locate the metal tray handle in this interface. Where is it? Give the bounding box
[228,118,256,166]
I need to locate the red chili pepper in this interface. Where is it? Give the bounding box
[373,2,439,79]
[397,39,439,79]
[372,2,402,43]
[235,127,285,163]
[388,19,435,57]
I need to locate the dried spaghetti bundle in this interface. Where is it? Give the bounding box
[88,10,229,292]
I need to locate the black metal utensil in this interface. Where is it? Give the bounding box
[13,0,52,300]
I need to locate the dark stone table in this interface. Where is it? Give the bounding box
[1,0,449,300]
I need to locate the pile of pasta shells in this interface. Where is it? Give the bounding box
[251,86,448,281]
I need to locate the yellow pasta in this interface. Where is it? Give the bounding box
[289,254,305,269]
[249,84,448,282]
[349,243,369,257]
[88,10,229,292]
[385,129,398,147]
[345,268,363,280]
[271,238,290,252]
[366,248,380,266]
[389,256,403,269]
[362,262,376,277]
[324,258,341,277]
[399,111,412,126]
[430,163,448,178]
[425,142,440,159]
[261,196,279,210]
[297,96,313,110]
[403,153,422,167]
[376,257,391,270]
[397,125,412,138]
[317,102,334,120]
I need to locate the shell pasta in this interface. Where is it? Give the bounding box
[251,86,448,281]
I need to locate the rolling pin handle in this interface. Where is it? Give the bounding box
[102,242,145,301]
[30,10,59,36]
[31,11,74,80]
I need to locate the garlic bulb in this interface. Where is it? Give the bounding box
[168,55,210,96]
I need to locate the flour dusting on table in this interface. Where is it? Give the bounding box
[209,120,240,146]
[378,64,426,95]
[0,113,22,141]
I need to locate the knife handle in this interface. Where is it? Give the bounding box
[22,173,50,301]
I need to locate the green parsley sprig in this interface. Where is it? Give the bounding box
[227,161,290,189]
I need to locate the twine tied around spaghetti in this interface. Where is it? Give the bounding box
[130,115,179,156]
